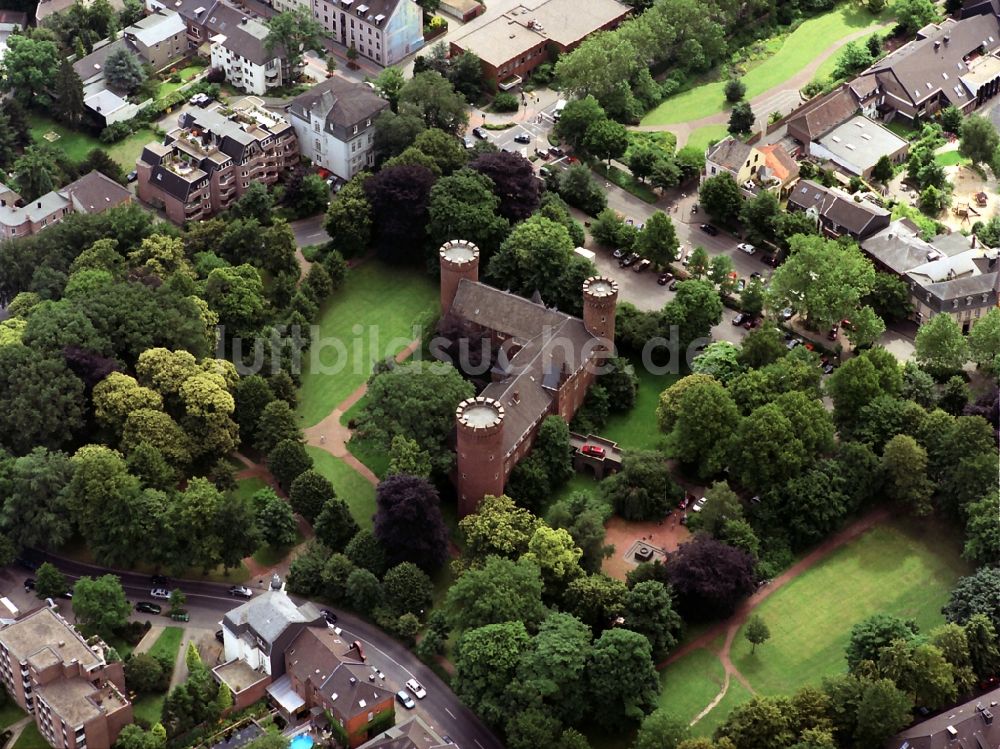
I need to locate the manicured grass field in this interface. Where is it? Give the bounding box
[29,115,155,170]
[692,680,754,737]
[132,694,166,725]
[232,477,267,503]
[657,646,727,723]
[147,626,184,666]
[0,702,27,730]
[306,447,376,528]
[13,724,48,749]
[296,262,438,428]
[642,5,886,126]
[131,627,184,724]
[154,63,206,100]
[601,360,676,451]
[811,28,884,83]
[934,150,971,167]
[684,124,730,153]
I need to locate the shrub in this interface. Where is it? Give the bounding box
[100,121,135,143]
[206,67,225,83]
[493,91,519,112]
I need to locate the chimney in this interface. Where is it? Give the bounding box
[36,201,41,208]
[944,35,950,44]
[934,40,940,50]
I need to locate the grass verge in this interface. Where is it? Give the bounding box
[592,163,658,203]
[146,626,184,665]
[684,124,730,153]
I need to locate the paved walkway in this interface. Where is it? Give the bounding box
[635,22,894,147]
[660,506,891,726]
[3,717,33,749]
[133,625,166,655]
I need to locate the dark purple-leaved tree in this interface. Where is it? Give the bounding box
[667,535,756,619]
[469,151,541,223]
[373,474,450,571]
[363,165,435,264]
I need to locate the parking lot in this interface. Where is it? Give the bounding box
[470,97,560,157]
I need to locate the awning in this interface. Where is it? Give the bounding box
[267,674,305,714]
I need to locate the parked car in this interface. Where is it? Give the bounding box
[405,679,427,699]
[633,258,652,273]
[513,133,531,144]
[750,271,762,280]
[620,253,639,267]
[581,444,605,457]
[841,318,854,330]
[612,248,624,259]
[763,254,781,267]
[822,362,836,375]
[215,629,224,643]
[321,609,338,624]
[463,136,474,149]
[396,691,416,710]
[678,495,689,510]
[548,145,564,158]
[781,307,794,321]
[136,602,162,615]
[668,279,679,290]
[23,578,35,591]
[228,585,253,598]
[699,224,719,236]
[743,317,759,330]
[737,242,756,254]
[150,588,170,599]
[732,313,748,326]
[472,127,487,139]
[58,589,73,600]
[786,338,802,350]
[691,496,709,513]
[737,278,747,292]
[126,170,138,183]
[827,324,839,340]
[657,272,673,286]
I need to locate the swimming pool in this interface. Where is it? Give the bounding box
[289,734,314,749]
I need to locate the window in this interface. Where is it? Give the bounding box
[353,125,359,134]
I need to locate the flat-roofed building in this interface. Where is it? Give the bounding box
[0,608,132,749]
[810,115,909,179]
[449,0,629,86]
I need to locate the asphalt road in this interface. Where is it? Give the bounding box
[3,553,504,749]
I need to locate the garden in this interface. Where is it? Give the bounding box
[28,115,156,171]
[641,4,889,126]
[131,626,185,724]
[154,62,208,101]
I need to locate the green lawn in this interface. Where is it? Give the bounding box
[29,114,155,170]
[306,447,377,528]
[601,360,676,451]
[811,28,884,83]
[154,63,206,100]
[0,702,27,730]
[132,694,166,725]
[934,150,970,167]
[684,124,730,153]
[296,262,438,428]
[592,162,659,203]
[252,528,305,567]
[653,518,968,734]
[642,5,887,126]
[13,724,48,749]
[232,477,267,503]
[131,627,183,725]
[657,646,727,724]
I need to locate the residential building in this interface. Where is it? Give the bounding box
[311,0,424,67]
[143,0,220,49]
[961,0,1000,19]
[0,10,26,64]
[862,219,999,332]
[361,717,449,749]
[209,5,285,94]
[786,179,891,241]
[0,171,133,240]
[287,76,389,180]
[0,607,132,749]
[438,0,484,23]
[73,10,187,125]
[886,686,999,748]
[809,115,909,179]
[787,87,862,149]
[855,16,1000,122]
[136,101,298,223]
[703,137,799,197]
[122,9,188,70]
[449,0,630,86]
[435,240,617,516]
[214,576,395,748]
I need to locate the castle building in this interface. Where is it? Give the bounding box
[437,240,618,516]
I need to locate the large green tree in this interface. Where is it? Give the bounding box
[264,7,325,77]
[427,169,509,257]
[72,575,131,639]
[914,313,968,378]
[587,628,660,729]
[0,35,61,106]
[445,556,545,631]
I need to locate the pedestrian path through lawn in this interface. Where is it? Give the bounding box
[641,4,888,126]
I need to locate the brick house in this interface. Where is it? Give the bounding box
[136,102,298,223]
[787,179,891,241]
[0,608,132,749]
[435,240,618,516]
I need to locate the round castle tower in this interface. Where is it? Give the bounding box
[455,396,505,518]
[439,240,480,315]
[582,276,619,342]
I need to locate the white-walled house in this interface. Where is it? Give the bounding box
[209,5,284,95]
[287,76,389,179]
[311,0,423,66]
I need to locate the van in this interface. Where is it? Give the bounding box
[0,598,19,619]
[574,247,596,262]
[553,99,567,120]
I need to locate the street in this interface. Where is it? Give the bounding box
[2,553,504,749]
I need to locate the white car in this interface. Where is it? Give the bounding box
[228,585,253,598]
[150,588,170,599]
[691,497,709,513]
[737,243,756,254]
[405,679,427,699]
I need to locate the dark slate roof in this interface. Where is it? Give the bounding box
[288,77,389,133]
[705,136,754,170]
[364,718,451,749]
[72,38,131,81]
[848,74,879,100]
[960,0,1000,18]
[59,170,132,214]
[207,3,277,65]
[887,687,1000,749]
[0,10,27,24]
[285,627,344,688]
[788,179,889,237]
[320,663,393,722]
[450,278,597,456]
[863,16,1000,107]
[786,88,858,141]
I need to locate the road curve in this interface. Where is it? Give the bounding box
[16,551,505,749]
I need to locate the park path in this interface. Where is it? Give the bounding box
[662,506,892,726]
[635,22,894,146]
[301,338,423,486]
[3,717,33,749]
[133,625,166,655]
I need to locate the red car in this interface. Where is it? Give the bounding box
[581,444,605,457]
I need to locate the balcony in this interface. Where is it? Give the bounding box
[265,68,279,80]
